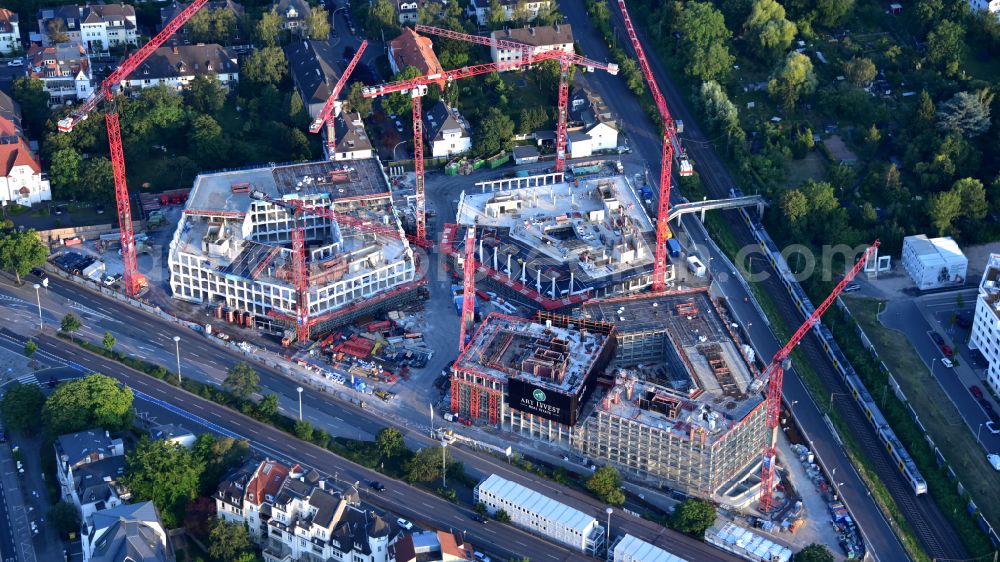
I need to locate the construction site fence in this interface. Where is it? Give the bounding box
[845,308,1000,548]
[385,156,453,170]
[36,222,145,247]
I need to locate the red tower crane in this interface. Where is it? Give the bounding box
[459,227,475,352]
[414,25,619,174]
[615,0,692,291]
[361,48,589,247]
[308,40,369,158]
[756,240,880,513]
[57,0,210,297]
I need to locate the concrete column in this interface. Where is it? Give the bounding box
[536,269,541,292]
[493,247,498,270]
[569,271,574,294]
[521,262,526,284]
[506,253,511,274]
[479,239,484,264]
[551,276,557,298]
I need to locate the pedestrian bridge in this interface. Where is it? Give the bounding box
[667,195,767,222]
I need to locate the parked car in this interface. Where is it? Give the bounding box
[843,282,861,293]
[472,514,489,524]
[30,268,47,281]
[396,518,413,531]
[930,332,945,345]
[369,481,385,492]
[941,344,953,357]
[941,357,954,368]
[980,399,994,412]
[971,385,984,399]
[7,58,23,67]
[988,421,1000,435]
[989,410,1000,424]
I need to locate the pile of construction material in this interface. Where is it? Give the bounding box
[789,443,865,559]
[317,317,432,387]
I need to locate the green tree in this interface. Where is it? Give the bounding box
[794,543,835,562]
[585,465,625,506]
[952,177,988,222]
[50,148,82,195]
[102,331,116,352]
[928,189,962,235]
[306,9,330,40]
[936,90,992,138]
[371,0,398,31]
[189,114,230,167]
[381,66,423,118]
[48,501,81,538]
[47,19,68,44]
[927,19,965,76]
[865,124,881,148]
[189,8,237,44]
[287,91,309,129]
[842,57,876,88]
[495,508,511,523]
[814,0,854,26]
[745,0,797,60]
[697,81,742,141]
[406,445,452,483]
[915,90,937,131]
[80,157,115,202]
[0,383,45,433]
[23,339,36,358]
[208,519,254,562]
[346,82,373,116]
[124,437,204,528]
[256,9,282,47]
[487,0,507,28]
[0,229,48,285]
[768,52,817,113]
[474,107,515,156]
[376,427,405,458]
[60,312,81,334]
[256,393,279,419]
[12,78,50,136]
[293,420,314,440]
[244,47,287,85]
[675,1,734,81]
[193,434,249,495]
[186,74,227,114]
[781,189,809,225]
[670,498,717,538]
[223,362,260,399]
[42,373,134,435]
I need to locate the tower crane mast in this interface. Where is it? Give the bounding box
[309,40,368,158]
[57,0,211,297]
[459,227,475,352]
[615,0,691,291]
[756,241,880,513]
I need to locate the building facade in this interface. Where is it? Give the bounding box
[81,501,170,562]
[970,255,1000,395]
[489,24,572,64]
[328,111,374,161]
[901,234,968,290]
[388,27,443,77]
[0,139,50,207]
[38,4,137,51]
[424,101,471,158]
[970,0,1000,18]
[275,0,310,33]
[0,10,20,55]
[285,40,340,119]
[608,534,687,562]
[473,474,604,554]
[469,0,551,26]
[124,43,239,92]
[26,42,93,104]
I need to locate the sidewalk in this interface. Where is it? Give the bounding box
[0,435,37,562]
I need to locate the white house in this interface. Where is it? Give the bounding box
[970,255,1000,396]
[570,88,620,152]
[328,111,374,161]
[26,42,94,104]
[38,4,137,51]
[54,429,127,519]
[469,0,552,26]
[274,0,310,33]
[901,234,968,290]
[0,139,50,207]
[81,502,170,562]
[0,10,20,55]
[490,24,573,65]
[424,101,471,158]
[394,0,419,23]
[567,131,591,158]
[970,0,1000,18]
[124,43,239,92]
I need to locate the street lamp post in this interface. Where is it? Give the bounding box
[297,387,304,421]
[32,283,41,330]
[978,423,984,442]
[429,403,435,438]
[441,440,448,489]
[605,507,613,552]
[172,336,182,384]
[392,140,408,161]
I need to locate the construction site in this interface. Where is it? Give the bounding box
[168,158,425,342]
[572,290,767,501]
[443,166,665,312]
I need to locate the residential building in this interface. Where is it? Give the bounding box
[608,534,688,562]
[55,429,126,513]
[490,24,572,64]
[970,0,1000,18]
[150,424,196,448]
[0,138,48,206]
[970,255,1000,395]
[0,9,20,55]
[328,111,374,161]
[0,91,24,143]
[512,145,539,165]
[394,0,419,24]
[123,43,239,92]
[469,0,552,26]
[389,530,474,562]
[901,234,968,290]
[284,40,340,119]
[274,0,310,34]
[81,501,171,562]
[423,101,471,158]
[214,459,393,562]
[569,87,620,154]
[387,27,443,77]
[37,4,138,51]
[26,42,94,104]
[473,474,605,554]
[160,0,245,40]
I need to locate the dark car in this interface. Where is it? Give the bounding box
[30,267,47,280]
[930,332,945,345]
[370,481,385,492]
[971,385,984,399]
[989,409,1000,424]
[472,514,488,524]
[981,399,994,412]
[941,344,953,356]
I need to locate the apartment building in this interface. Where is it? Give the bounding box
[81,501,171,562]
[26,42,94,104]
[423,101,471,158]
[55,429,128,519]
[38,4,138,51]
[0,9,20,55]
[970,255,1000,395]
[469,0,551,26]
[490,24,573,64]
[285,40,340,119]
[123,43,239,92]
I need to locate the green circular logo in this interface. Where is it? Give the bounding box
[533,389,546,402]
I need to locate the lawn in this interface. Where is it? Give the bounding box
[845,296,1000,545]
[783,151,828,188]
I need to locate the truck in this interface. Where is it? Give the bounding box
[687,255,706,277]
[666,239,682,258]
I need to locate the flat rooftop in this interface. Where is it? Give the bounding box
[455,313,610,395]
[582,290,763,436]
[186,159,390,216]
[454,173,654,295]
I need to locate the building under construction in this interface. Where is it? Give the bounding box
[445,169,662,311]
[168,159,423,339]
[450,312,616,442]
[574,290,766,499]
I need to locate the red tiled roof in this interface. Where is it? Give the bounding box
[245,460,289,506]
[0,117,20,139]
[0,139,40,176]
[388,28,443,77]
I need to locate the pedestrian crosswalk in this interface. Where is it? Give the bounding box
[12,374,38,387]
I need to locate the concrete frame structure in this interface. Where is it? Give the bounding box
[449,312,615,443]
[446,170,658,311]
[574,290,766,498]
[169,159,421,338]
